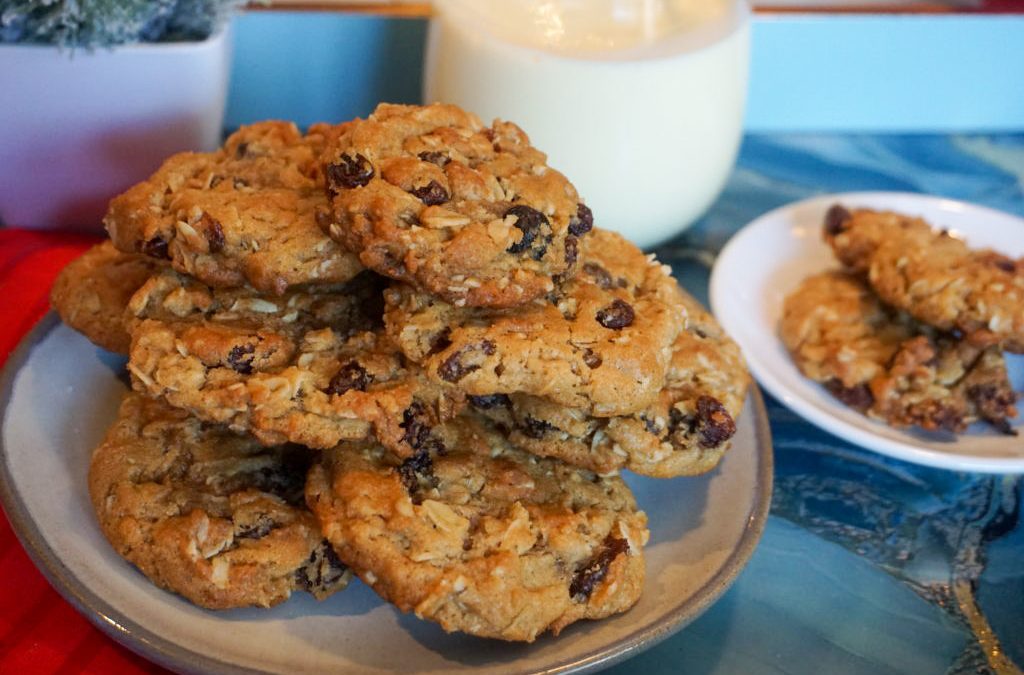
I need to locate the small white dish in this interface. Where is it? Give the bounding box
[710,191,1024,473]
[0,317,772,674]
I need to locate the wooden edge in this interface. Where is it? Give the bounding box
[250,2,433,16]
[251,2,1020,17]
[757,4,959,12]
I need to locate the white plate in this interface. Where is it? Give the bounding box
[710,191,1024,473]
[0,317,772,675]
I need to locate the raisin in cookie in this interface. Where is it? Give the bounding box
[50,241,163,354]
[105,121,363,295]
[306,414,647,642]
[384,228,686,417]
[126,269,461,454]
[89,393,351,609]
[781,270,1018,434]
[321,103,591,308]
[469,288,750,477]
[824,205,1024,352]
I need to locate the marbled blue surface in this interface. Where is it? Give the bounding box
[607,133,1024,675]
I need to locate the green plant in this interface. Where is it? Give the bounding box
[0,0,247,48]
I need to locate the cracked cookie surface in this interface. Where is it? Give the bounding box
[321,103,590,308]
[470,287,750,477]
[781,270,1018,434]
[105,121,363,295]
[50,241,163,354]
[824,205,1024,352]
[306,414,647,642]
[126,268,461,454]
[89,393,351,609]
[384,228,686,417]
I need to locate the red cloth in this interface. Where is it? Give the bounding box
[0,230,168,674]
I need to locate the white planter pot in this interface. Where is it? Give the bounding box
[0,28,231,231]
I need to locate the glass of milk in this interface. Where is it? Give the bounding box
[424,0,750,248]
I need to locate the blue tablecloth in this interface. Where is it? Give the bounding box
[612,133,1024,675]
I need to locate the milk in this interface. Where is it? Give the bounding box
[424,0,750,248]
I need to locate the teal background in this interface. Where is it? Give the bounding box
[225,11,1024,132]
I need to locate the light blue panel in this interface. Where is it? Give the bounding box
[225,12,1024,132]
[747,15,1024,132]
[225,12,425,128]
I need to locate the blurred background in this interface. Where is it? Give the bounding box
[228,0,1024,132]
[3,0,1022,230]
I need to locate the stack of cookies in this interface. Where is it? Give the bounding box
[781,205,1021,435]
[51,103,750,642]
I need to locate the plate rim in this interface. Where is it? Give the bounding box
[0,313,774,675]
[709,189,1024,474]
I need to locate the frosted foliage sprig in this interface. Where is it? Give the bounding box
[0,0,247,47]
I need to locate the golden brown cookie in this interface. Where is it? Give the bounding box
[105,121,363,295]
[469,287,750,477]
[321,103,591,308]
[125,268,462,454]
[306,414,647,642]
[50,241,163,354]
[824,205,1024,352]
[780,270,1018,434]
[384,229,687,417]
[89,393,351,609]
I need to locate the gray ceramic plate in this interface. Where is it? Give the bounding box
[0,316,773,675]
